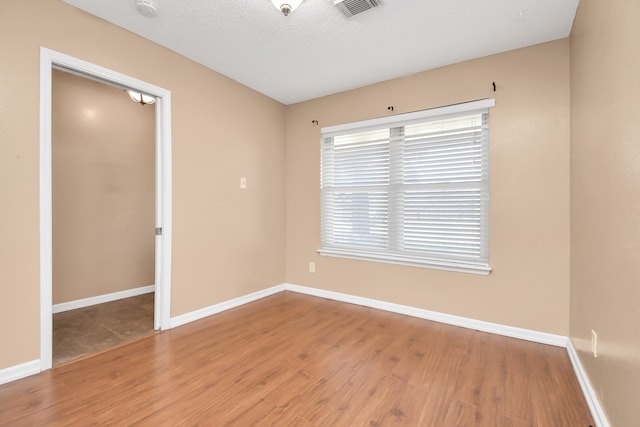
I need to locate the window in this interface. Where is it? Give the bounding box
[319,99,494,274]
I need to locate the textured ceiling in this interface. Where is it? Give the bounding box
[62,0,579,105]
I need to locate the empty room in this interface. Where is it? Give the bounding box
[0,0,637,426]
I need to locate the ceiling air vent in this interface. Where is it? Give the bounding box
[333,0,381,18]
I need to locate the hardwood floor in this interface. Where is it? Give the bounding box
[0,291,593,426]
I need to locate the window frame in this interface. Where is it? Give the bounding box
[319,99,494,275]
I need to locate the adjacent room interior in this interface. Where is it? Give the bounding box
[0,0,637,426]
[51,69,157,365]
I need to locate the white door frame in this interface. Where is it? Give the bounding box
[39,47,172,370]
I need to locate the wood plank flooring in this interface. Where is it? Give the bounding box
[0,291,594,426]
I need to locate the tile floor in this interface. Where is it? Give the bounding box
[52,292,155,366]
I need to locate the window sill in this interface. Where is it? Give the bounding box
[318,248,491,275]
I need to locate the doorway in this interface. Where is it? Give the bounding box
[51,68,155,365]
[39,48,173,371]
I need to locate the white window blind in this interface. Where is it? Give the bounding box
[319,99,494,274]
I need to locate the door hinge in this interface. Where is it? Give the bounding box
[155,227,163,236]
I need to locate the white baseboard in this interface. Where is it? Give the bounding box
[170,284,287,328]
[52,284,155,314]
[566,339,610,427]
[0,281,604,427]
[168,282,565,347]
[0,359,40,385]
[283,283,567,347]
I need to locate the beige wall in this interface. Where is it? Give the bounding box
[285,40,571,335]
[570,0,640,425]
[52,69,155,304]
[0,0,286,369]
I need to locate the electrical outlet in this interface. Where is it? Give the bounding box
[309,262,316,273]
[591,329,598,358]
[240,177,247,189]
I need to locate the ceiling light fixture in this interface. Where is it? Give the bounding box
[270,0,304,16]
[126,90,156,106]
[135,0,158,17]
